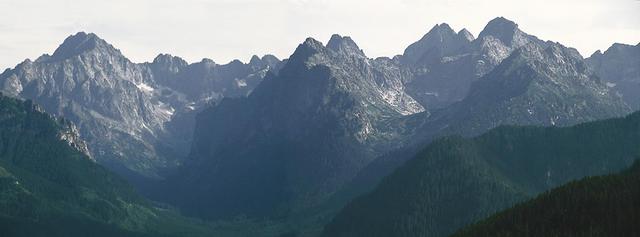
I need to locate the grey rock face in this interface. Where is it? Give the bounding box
[0,32,280,177]
[1,17,636,230]
[402,17,545,110]
[170,35,423,220]
[401,23,472,66]
[333,22,634,215]
[421,42,631,139]
[163,17,636,223]
[58,119,93,159]
[586,43,640,109]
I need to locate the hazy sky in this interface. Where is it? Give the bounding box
[1,0,638,69]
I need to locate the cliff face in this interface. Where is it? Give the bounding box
[586,43,640,109]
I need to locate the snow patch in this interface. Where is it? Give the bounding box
[155,101,175,120]
[606,82,616,88]
[135,82,155,93]
[8,76,23,94]
[235,79,247,88]
[186,102,196,110]
[380,88,424,115]
[160,106,175,116]
[550,116,558,126]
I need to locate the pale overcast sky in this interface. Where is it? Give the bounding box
[1,0,638,70]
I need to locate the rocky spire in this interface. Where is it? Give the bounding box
[457,28,475,42]
[478,17,520,45]
[402,23,470,65]
[326,34,365,57]
[50,32,120,61]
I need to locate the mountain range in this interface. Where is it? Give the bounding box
[0,32,281,178]
[159,17,633,225]
[0,16,638,237]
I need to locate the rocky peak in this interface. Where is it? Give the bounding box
[509,42,585,71]
[151,54,188,74]
[585,42,640,109]
[261,54,282,69]
[471,17,546,72]
[221,60,247,75]
[457,28,475,42]
[326,34,365,57]
[249,55,262,65]
[478,17,521,46]
[402,23,470,65]
[261,54,280,64]
[443,40,630,137]
[248,54,281,70]
[302,37,326,51]
[50,32,120,61]
[590,50,604,59]
[153,53,188,66]
[286,37,328,67]
[427,23,456,36]
[587,43,639,65]
[603,43,639,55]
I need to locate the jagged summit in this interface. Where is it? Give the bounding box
[478,17,520,44]
[586,41,640,109]
[249,55,262,65]
[200,58,215,64]
[426,23,457,40]
[590,49,604,58]
[260,54,281,66]
[302,37,325,50]
[50,32,118,61]
[150,54,189,76]
[457,28,475,42]
[490,42,589,83]
[248,54,281,69]
[326,34,365,56]
[604,42,638,54]
[289,35,367,63]
[261,54,279,61]
[286,37,327,65]
[402,22,471,65]
[227,59,244,66]
[152,53,188,67]
[586,43,632,59]
[432,23,455,33]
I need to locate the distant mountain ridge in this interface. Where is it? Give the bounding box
[161,17,634,230]
[0,16,637,237]
[431,41,630,137]
[0,32,282,177]
[586,42,640,110]
[167,34,424,220]
[330,19,632,214]
[401,17,546,109]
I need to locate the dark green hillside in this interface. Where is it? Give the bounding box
[0,95,211,237]
[452,160,640,237]
[323,111,640,237]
